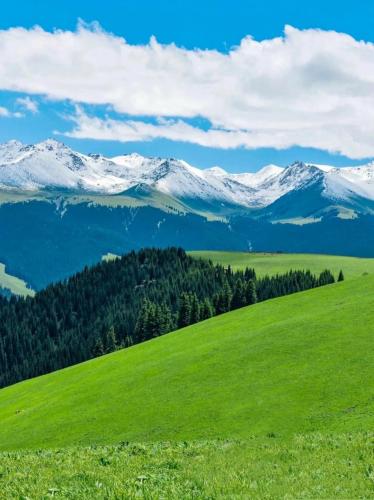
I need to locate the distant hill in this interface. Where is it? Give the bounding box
[189,251,374,277]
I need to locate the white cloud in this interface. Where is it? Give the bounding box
[0,105,22,118]
[0,106,11,117]
[65,107,374,159]
[2,23,374,157]
[16,96,39,113]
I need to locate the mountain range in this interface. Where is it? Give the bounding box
[0,139,373,292]
[1,139,373,220]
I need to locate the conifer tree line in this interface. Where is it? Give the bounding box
[0,248,339,388]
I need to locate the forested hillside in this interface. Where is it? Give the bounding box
[0,248,336,388]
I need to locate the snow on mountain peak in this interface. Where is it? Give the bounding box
[0,140,25,163]
[204,166,228,176]
[306,163,335,173]
[111,152,149,167]
[4,139,24,148]
[37,138,66,149]
[0,140,373,209]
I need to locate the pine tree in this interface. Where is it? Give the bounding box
[92,337,105,357]
[245,279,257,305]
[216,280,232,314]
[338,270,344,282]
[105,325,117,353]
[178,292,192,327]
[200,298,214,320]
[244,267,256,281]
[147,302,160,338]
[135,299,151,340]
[190,293,200,324]
[231,279,247,309]
[159,303,174,334]
[318,269,335,286]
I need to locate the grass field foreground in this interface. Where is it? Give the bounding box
[2,434,374,498]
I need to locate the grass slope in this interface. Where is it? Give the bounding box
[1,275,374,450]
[0,263,34,297]
[190,250,374,279]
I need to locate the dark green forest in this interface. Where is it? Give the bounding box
[0,248,336,388]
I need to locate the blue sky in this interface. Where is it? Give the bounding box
[1,0,374,171]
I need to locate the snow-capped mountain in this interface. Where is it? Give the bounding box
[0,139,131,193]
[0,139,373,218]
[0,140,268,208]
[260,161,374,221]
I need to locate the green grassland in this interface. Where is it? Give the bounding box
[2,434,374,499]
[1,253,374,497]
[0,263,34,297]
[190,250,374,279]
[1,275,374,451]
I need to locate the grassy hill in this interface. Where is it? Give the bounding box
[1,253,374,497]
[190,250,374,278]
[1,274,373,451]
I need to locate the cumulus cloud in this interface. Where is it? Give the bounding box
[16,96,39,113]
[0,105,22,118]
[0,106,11,117]
[1,23,374,157]
[65,107,374,158]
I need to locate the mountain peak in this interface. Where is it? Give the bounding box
[205,166,227,176]
[285,161,323,177]
[256,164,284,177]
[35,138,68,151]
[4,139,24,147]
[111,152,150,167]
[289,160,308,169]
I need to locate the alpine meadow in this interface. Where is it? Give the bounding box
[1,1,374,498]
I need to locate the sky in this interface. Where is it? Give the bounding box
[1,0,374,171]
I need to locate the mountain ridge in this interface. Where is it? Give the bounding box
[1,139,373,218]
